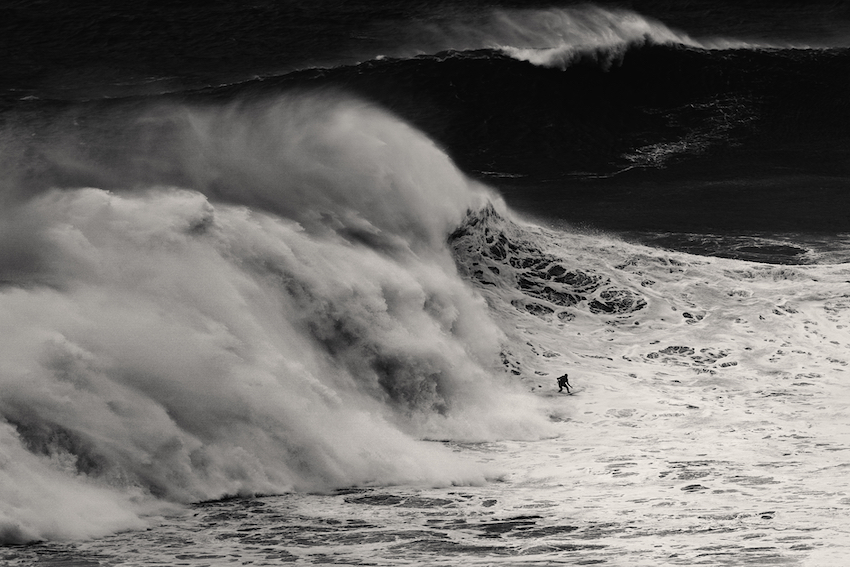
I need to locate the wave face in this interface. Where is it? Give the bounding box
[268,42,850,241]
[0,94,557,543]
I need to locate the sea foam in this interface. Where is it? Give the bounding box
[0,94,554,542]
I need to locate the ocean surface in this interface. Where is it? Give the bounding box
[1,1,849,565]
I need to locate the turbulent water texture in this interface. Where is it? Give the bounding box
[3,205,850,565]
[1,1,850,564]
[0,95,560,543]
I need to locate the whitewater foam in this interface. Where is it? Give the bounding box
[0,94,555,543]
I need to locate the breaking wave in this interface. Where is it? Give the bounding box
[1,6,847,547]
[0,93,555,543]
[395,6,769,70]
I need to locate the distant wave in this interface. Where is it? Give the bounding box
[222,5,793,83]
[388,6,783,71]
[0,6,815,105]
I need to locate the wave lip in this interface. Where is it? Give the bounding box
[397,6,783,71]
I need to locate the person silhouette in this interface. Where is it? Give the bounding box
[556,373,571,393]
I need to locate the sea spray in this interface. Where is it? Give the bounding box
[397,6,764,70]
[0,93,554,543]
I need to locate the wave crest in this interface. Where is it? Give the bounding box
[0,94,553,543]
[402,6,763,70]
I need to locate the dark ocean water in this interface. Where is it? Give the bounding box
[4,1,850,557]
[2,0,850,263]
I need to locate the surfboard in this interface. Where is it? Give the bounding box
[540,387,582,397]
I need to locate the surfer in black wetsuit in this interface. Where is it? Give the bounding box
[556,373,571,393]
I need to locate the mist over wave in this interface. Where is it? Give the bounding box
[0,93,556,543]
[396,6,765,70]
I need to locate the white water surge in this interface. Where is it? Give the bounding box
[0,93,848,566]
[0,94,553,543]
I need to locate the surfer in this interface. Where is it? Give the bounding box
[556,373,571,393]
